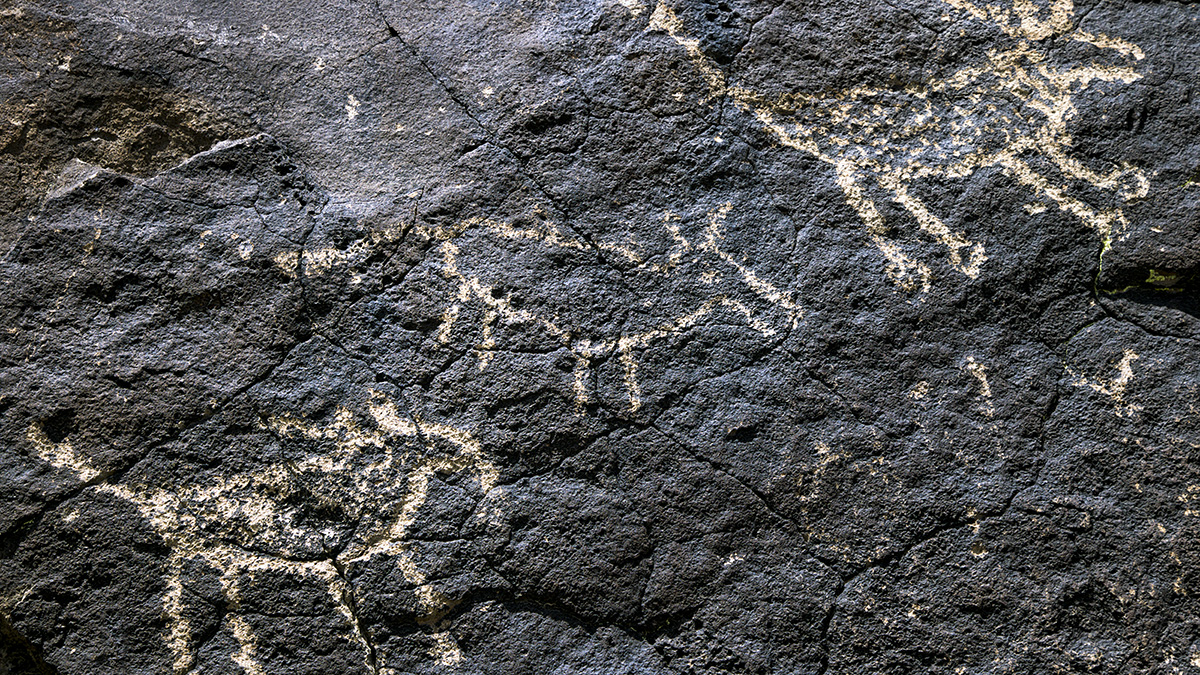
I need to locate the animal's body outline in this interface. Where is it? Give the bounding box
[25,391,496,674]
[284,206,804,414]
[647,0,1149,292]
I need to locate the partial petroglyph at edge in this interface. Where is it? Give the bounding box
[646,0,1149,292]
[26,390,496,674]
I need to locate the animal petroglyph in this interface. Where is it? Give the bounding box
[27,391,497,674]
[648,0,1148,292]
[279,205,803,413]
[432,204,803,412]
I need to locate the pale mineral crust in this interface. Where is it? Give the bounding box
[2,0,1199,673]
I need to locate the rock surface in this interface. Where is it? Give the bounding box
[1,0,1199,673]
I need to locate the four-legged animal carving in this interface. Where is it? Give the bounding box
[27,391,496,674]
[649,0,1148,291]
[283,206,804,414]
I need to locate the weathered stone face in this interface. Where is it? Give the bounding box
[1,0,1198,673]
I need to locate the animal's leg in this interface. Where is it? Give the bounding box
[227,614,265,675]
[613,297,731,413]
[217,553,374,674]
[571,352,593,415]
[163,554,195,675]
[1042,141,1149,201]
[833,161,931,293]
[340,462,446,617]
[997,153,1127,244]
[209,558,268,675]
[878,173,987,279]
[475,308,499,371]
[436,304,460,344]
[617,338,643,413]
[315,560,378,674]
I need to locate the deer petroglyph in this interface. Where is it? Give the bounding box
[280,205,803,413]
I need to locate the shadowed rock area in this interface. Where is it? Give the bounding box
[1,0,1198,673]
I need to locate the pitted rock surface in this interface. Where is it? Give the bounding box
[2,0,1199,673]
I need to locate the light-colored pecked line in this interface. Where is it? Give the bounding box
[646,0,1147,291]
[25,389,496,672]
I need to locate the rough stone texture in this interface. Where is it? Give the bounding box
[1,0,1199,672]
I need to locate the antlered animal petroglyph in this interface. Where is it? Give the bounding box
[282,205,803,413]
[273,0,1149,419]
[648,0,1148,292]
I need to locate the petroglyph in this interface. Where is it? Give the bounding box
[273,221,407,279]
[1068,348,1142,417]
[964,356,995,416]
[26,423,101,481]
[27,391,496,674]
[648,0,1149,292]
[276,205,803,413]
[617,0,646,17]
[431,631,466,667]
[431,205,803,412]
[1180,485,1200,518]
[7,0,1199,670]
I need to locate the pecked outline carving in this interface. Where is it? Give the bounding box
[647,0,1149,292]
[26,390,497,674]
[280,203,804,414]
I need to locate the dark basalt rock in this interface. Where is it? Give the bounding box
[2,0,1198,673]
